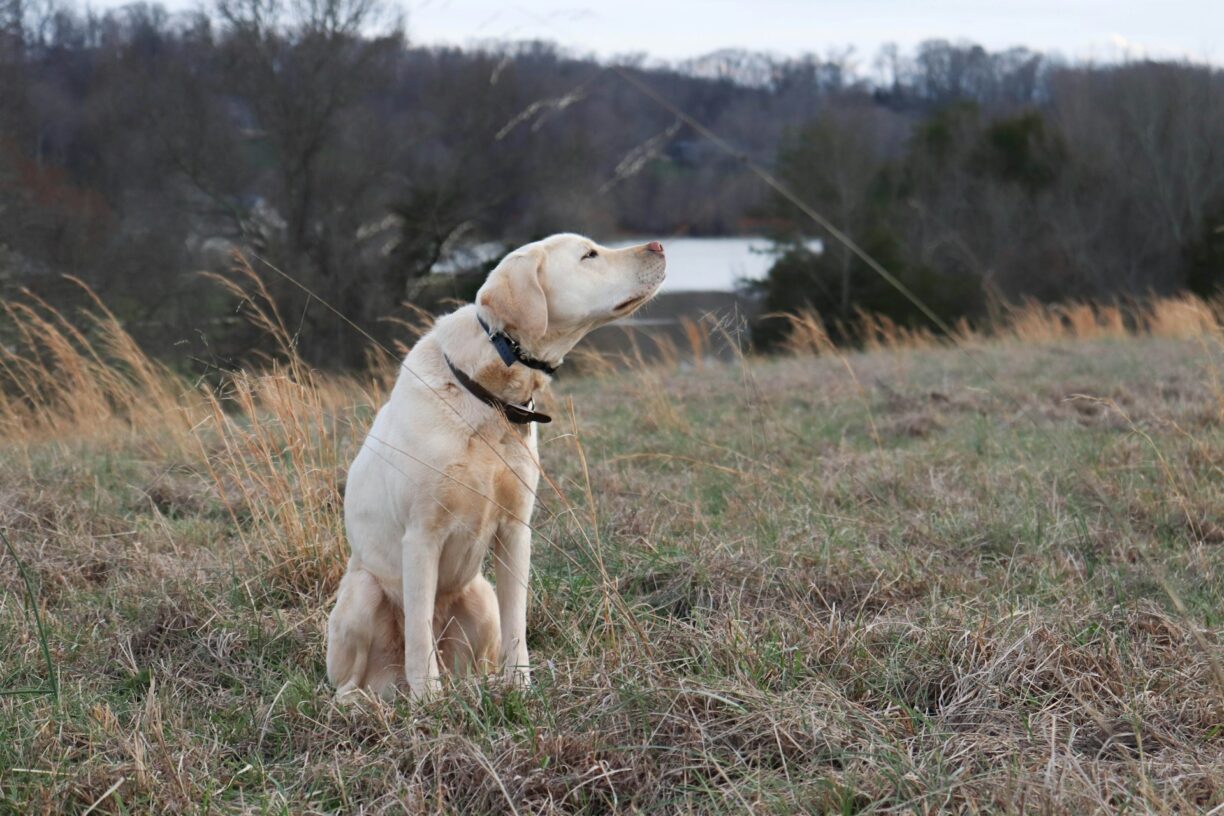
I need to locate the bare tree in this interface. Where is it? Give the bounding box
[212,0,402,363]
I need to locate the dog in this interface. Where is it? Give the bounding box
[326,233,666,698]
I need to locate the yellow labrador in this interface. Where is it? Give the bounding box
[327,234,666,698]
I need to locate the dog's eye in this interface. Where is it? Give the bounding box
[581,249,598,260]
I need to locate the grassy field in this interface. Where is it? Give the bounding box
[2,291,1224,813]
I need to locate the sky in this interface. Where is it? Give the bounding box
[89,0,1222,65]
[405,1,1221,64]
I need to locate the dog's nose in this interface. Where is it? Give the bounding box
[646,241,664,254]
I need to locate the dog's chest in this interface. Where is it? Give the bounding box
[433,426,539,592]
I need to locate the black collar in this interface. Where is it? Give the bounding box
[477,314,559,374]
[445,356,551,425]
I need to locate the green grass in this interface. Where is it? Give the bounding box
[2,336,1224,813]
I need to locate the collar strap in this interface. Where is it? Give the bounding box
[477,314,559,374]
[445,356,551,425]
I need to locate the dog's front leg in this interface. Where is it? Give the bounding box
[494,520,532,685]
[401,533,441,698]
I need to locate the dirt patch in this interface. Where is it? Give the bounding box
[622,555,927,621]
[126,602,202,661]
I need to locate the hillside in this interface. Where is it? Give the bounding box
[5,9,1223,368]
[2,321,1223,812]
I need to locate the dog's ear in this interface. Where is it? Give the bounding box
[478,248,548,344]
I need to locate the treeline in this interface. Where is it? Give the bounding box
[1,0,1221,365]
[1,0,794,366]
[754,57,1224,345]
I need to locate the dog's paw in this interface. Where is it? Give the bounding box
[333,684,375,705]
[405,676,443,701]
[502,663,532,688]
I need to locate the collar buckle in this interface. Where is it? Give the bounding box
[477,314,559,375]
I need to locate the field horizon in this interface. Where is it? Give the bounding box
[2,287,1224,813]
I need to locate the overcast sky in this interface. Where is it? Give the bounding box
[91,0,1221,64]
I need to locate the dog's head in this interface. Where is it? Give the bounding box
[476,233,666,354]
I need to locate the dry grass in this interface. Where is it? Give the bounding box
[2,284,1224,813]
[770,294,1224,356]
[0,280,200,445]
